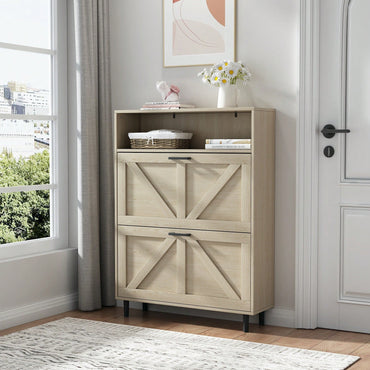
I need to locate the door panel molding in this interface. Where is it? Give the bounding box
[340,206,370,304]
[341,0,370,182]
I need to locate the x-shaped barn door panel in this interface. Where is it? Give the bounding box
[117,154,251,232]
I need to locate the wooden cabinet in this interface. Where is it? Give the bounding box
[114,108,275,331]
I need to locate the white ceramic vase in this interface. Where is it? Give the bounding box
[217,84,239,108]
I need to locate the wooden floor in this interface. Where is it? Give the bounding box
[1,307,370,369]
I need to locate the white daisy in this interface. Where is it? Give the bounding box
[225,63,240,78]
[220,75,230,85]
[214,62,224,72]
[210,72,222,85]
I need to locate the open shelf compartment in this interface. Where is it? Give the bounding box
[114,108,256,151]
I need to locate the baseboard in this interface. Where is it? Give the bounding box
[264,307,295,328]
[0,293,78,330]
[118,301,295,328]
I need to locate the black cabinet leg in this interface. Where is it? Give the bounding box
[123,300,129,317]
[259,312,265,326]
[142,303,148,311]
[243,315,249,332]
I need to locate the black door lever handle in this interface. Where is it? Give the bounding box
[321,124,350,138]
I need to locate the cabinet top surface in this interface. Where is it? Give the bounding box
[115,107,275,115]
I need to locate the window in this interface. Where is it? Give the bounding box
[0,0,67,258]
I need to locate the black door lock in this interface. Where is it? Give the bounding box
[324,146,335,158]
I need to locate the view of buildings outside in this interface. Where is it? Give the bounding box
[0,81,51,244]
[0,81,50,158]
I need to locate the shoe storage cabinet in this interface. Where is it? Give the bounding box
[114,108,275,332]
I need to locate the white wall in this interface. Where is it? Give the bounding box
[0,248,78,330]
[110,0,298,320]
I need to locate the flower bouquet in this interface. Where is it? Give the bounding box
[198,60,252,87]
[198,61,252,108]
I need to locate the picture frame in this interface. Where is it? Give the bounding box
[163,0,235,67]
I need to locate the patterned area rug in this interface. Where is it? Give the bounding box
[0,318,359,369]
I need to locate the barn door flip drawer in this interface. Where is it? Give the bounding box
[116,225,251,314]
[116,153,251,233]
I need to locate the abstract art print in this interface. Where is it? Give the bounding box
[164,0,235,67]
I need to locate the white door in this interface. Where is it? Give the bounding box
[318,0,370,333]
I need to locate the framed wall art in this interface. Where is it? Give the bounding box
[163,0,235,67]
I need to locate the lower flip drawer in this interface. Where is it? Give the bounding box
[116,226,251,314]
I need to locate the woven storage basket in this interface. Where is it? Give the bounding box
[130,138,190,149]
[128,130,192,149]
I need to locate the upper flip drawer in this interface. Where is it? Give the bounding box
[116,153,251,232]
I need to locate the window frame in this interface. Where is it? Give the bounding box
[0,0,68,259]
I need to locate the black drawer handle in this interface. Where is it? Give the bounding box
[168,157,192,160]
[168,232,191,237]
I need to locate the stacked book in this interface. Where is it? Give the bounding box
[205,139,251,149]
[141,101,195,110]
